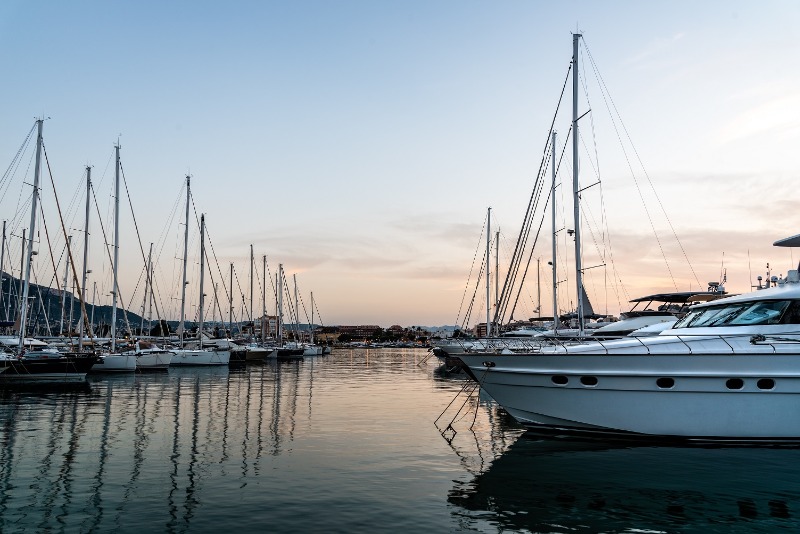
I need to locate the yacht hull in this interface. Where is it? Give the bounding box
[459,336,800,439]
[135,351,173,370]
[0,353,97,384]
[170,349,230,366]
[91,353,137,372]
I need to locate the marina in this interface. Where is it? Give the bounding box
[0,348,798,532]
[2,2,800,532]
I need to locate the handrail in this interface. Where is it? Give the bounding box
[445,331,800,356]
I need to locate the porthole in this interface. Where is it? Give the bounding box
[552,375,568,385]
[580,376,598,387]
[656,377,675,389]
[726,378,745,390]
[757,378,775,390]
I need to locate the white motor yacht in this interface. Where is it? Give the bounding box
[458,243,800,441]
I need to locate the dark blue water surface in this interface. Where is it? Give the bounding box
[1,348,800,533]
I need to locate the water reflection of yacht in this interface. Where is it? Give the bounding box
[450,433,800,532]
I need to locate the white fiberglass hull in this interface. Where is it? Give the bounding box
[135,351,173,370]
[458,333,800,440]
[91,353,137,373]
[170,349,230,366]
[303,345,323,356]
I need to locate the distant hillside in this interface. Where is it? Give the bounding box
[0,271,147,334]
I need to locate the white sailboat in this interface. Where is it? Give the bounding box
[170,190,229,367]
[92,144,136,372]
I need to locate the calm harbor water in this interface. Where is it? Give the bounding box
[1,348,800,533]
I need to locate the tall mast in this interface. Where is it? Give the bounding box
[537,258,541,318]
[212,282,217,326]
[278,264,283,344]
[262,254,267,342]
[68,255,75,340]
[60,236,71,336]
[0,220,6,321]
[145,242,153,335]
[486,207,491,337]
[111,144,121,351]
[79,167,91,349]
[249,244,254,331]
[91,281,96,332]
[572,33,584,336]
[495,229,499,328]
[17,230,25,326]
[551,130,559,330]
[198,214,205,348]
[310,291,314,344]
[293,273,299,341]
[179,175,190,348]
[18,119,43,352]
[228,262,233,336]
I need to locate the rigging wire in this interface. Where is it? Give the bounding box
[454,212,488,328]
[494,62,572,327]
[583,37,701,291]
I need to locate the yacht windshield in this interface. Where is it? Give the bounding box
[673,300,800,328]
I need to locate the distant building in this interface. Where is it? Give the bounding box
[315,326,340,343]
[337,325,382,339]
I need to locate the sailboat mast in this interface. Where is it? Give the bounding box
[552,130,559,330]
[262,254,267,342]
[91,281,96,332]
[0,220,6,321]
[228,262,233,336]
[277,264,283,344]
[179,175,190,348]
[310,291,314,344]
[111,144,121,351]
[198,214,205,348]
[486,207,491,337]
[79,167,91,349]
[572,33,584,336]
[293,273,299,341]
[18,119,43,352]
[60,236,71,336]
[249,244,254,330]
[495,230,499,327]
[16,230,24,326]
[537,258,541,317]
[146,242,153,335]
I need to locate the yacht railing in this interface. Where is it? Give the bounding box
[457,331,800,356]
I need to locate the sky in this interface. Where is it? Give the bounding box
[2,0,800,328]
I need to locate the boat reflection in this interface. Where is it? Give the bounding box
[449,431,800,532]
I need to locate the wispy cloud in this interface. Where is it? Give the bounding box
[623,33,685,67]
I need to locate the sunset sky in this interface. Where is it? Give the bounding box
[2,1,800,327]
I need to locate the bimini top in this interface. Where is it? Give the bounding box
[774,234,800,247]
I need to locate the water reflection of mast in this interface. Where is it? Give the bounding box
[167,376,182,531]
[287,361,300,440]
[123,377,149,504]
[256,364,265,469]
[269,361,282,455]
[87,381,113,531]
[32,394,84,529]
[51,390,88,522]
[183,376,200,525]
[307,356,313,420]
[241,362,253,476]
[0,400,22,520]
[220,364,232,466]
